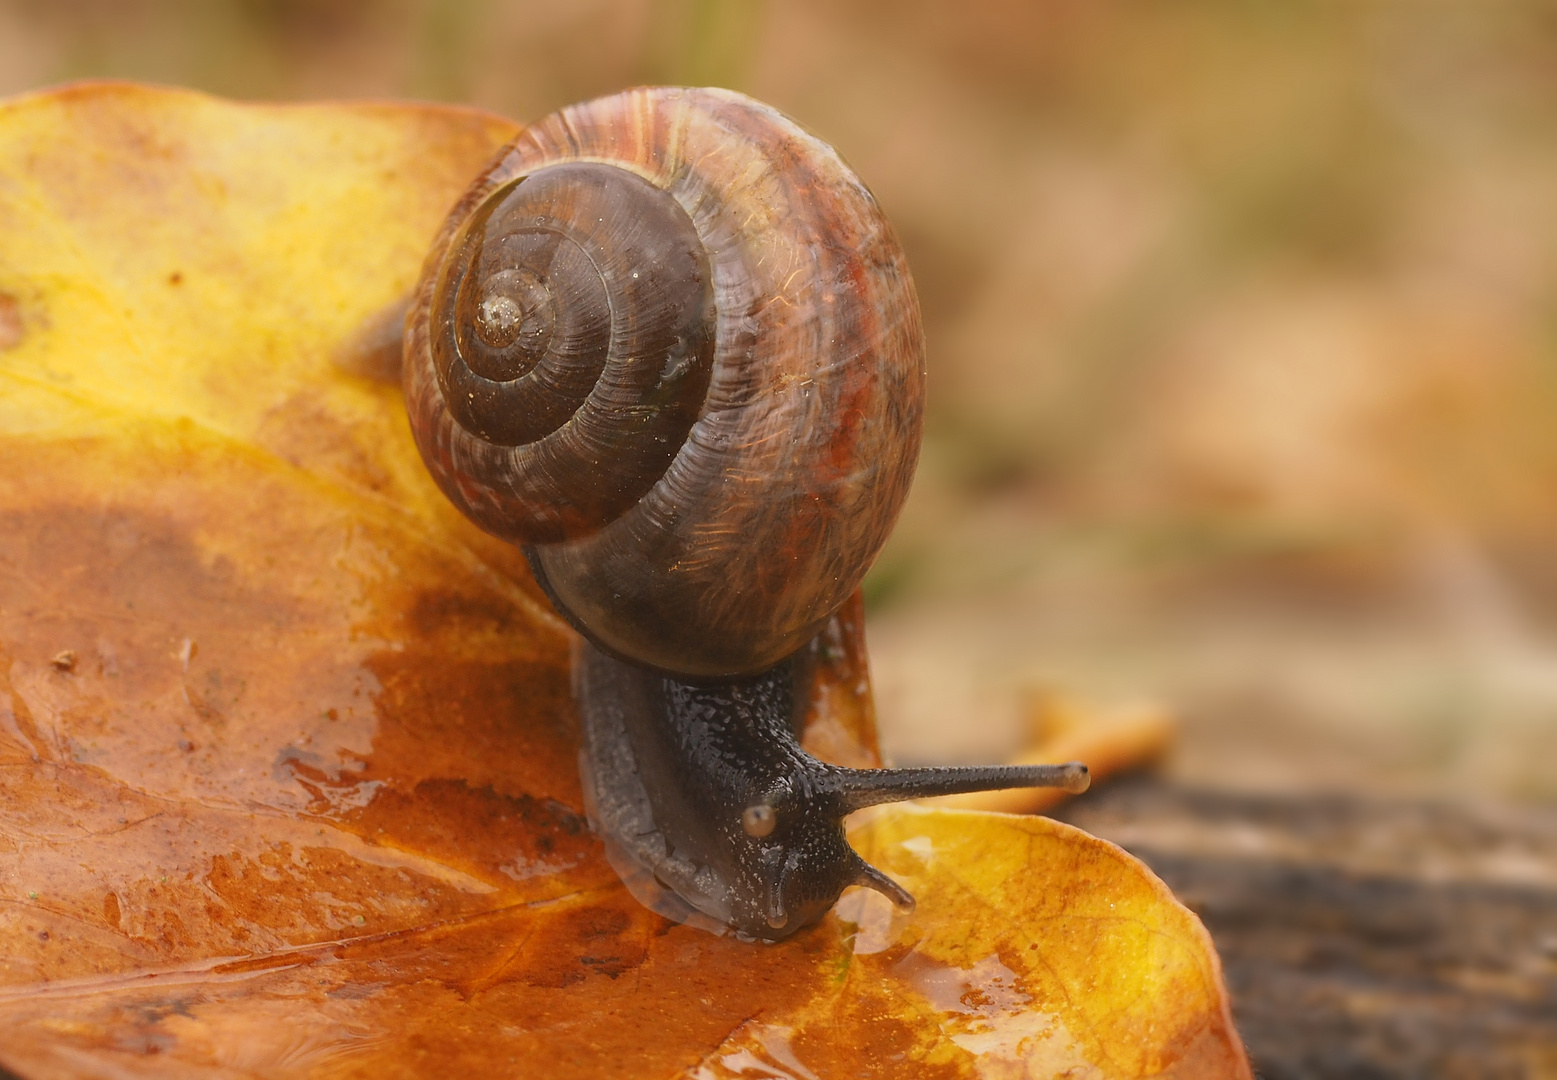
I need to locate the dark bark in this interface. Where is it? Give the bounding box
[1056,779,1557,1080]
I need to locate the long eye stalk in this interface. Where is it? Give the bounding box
[835,762,1090,814]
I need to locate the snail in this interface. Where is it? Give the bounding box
[403,86,1088,942]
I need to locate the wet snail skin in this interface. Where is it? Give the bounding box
[403,86,1088,942]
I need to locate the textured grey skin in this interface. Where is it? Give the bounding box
[575,643,735,930]
[573,638,1090,942]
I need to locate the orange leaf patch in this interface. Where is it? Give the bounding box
[0,83,1249,1079]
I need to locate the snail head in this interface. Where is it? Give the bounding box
[579,645,1089,943]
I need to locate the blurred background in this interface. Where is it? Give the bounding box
[4,0,1557,807]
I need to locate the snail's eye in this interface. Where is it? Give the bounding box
[741,803,777,838]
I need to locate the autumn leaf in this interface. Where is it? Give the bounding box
[0,82,1250,1079]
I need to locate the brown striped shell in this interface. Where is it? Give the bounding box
[404,87,925,678]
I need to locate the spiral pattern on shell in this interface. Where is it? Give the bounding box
[404,87,925,678]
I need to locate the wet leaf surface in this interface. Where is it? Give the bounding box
[0,83,1250,1079]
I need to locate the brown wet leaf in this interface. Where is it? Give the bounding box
[0,82,1250,1078]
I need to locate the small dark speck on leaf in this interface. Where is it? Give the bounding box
[0,293,22,351]
[168,271,183,285]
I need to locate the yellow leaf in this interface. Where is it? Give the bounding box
[0,82,1249,1079]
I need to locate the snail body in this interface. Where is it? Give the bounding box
[405,87,1086,942]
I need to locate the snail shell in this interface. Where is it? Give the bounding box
[404,85,925,679]
[404,88,1088,942]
